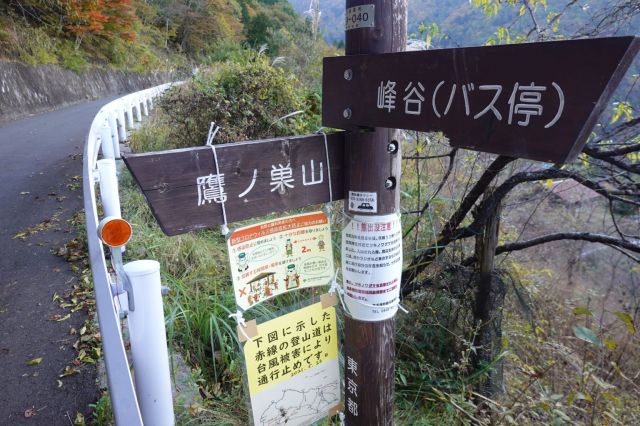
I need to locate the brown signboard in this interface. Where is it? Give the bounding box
[323,36,639,163]
[123,133,345,236]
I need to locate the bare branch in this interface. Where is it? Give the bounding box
[401,164,640,291]
[401,156,515,286]
[403,149,458,237]
[494,232,640,255]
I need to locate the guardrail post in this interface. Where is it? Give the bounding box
[123,260,175,426]
[99,126,115,160]
[107,113,119,145]
[134,101,142,122]
[117,109,127,141]
[97,159,122,217]
[141,98,149,116]
[126,105,134,129]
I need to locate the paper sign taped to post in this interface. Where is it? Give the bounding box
[227,212,335,310]
[243,301,340,426]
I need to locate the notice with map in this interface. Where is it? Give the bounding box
[242,301,341,426]
[227,212,334,310]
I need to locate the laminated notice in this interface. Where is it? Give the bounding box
[341,214,402,321]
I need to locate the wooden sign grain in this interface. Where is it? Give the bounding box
[123,133,345,236]
[323,36,639,163]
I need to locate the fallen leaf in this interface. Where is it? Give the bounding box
[49,314,71,322]
[24,407,36,418]
[27,357,43,366]
[74,412,85,425]
[60,366,80,377]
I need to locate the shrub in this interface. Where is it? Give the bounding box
[56,40,89,72]
[14,26,58,65]
[154,52,316,149]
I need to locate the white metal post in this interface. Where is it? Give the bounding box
[141,98,149,116]
[107,113,119,149]
[134,100,142,122]
[124,260,175,426]
[97,159,121,218]
[126,105,134,129]
[117,109,127,140]
[99,126,115,160]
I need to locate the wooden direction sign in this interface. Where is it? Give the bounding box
[123,133,345,236]
[323,36,639,163]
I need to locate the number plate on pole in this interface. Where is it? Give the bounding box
[345,5,375,31]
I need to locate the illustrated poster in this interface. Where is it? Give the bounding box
[228,212,334,310]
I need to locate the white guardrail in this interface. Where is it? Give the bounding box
[83,83,178,425]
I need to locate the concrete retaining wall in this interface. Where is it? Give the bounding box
[0,60,173,122]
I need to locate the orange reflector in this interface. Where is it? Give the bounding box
[98,217,132,247]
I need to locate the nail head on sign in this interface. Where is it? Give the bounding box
[385,177,396,190]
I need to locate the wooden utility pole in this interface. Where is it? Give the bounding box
[342,1,406,424]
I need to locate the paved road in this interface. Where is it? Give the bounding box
[0,97,118,424]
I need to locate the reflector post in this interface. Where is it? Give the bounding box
[98,216,132,247]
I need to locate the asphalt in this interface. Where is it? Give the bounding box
[0,97,119,424]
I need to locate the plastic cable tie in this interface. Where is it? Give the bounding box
[229,310,251,342]
[327,270,341,295]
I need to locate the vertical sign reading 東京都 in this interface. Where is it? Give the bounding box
[243,301,340,426]
[227,212,334,310]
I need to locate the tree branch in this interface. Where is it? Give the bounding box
[401,165,640,292]
[403,149,458,237]
[401,155,515,286]
[494,232,640,255]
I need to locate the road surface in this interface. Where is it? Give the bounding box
[0,97,118,424]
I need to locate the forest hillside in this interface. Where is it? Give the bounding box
[0,0,324,74]
[289,0,640,46]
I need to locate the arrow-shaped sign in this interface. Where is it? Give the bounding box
[123,133,345,236]
[323,36,639,163]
